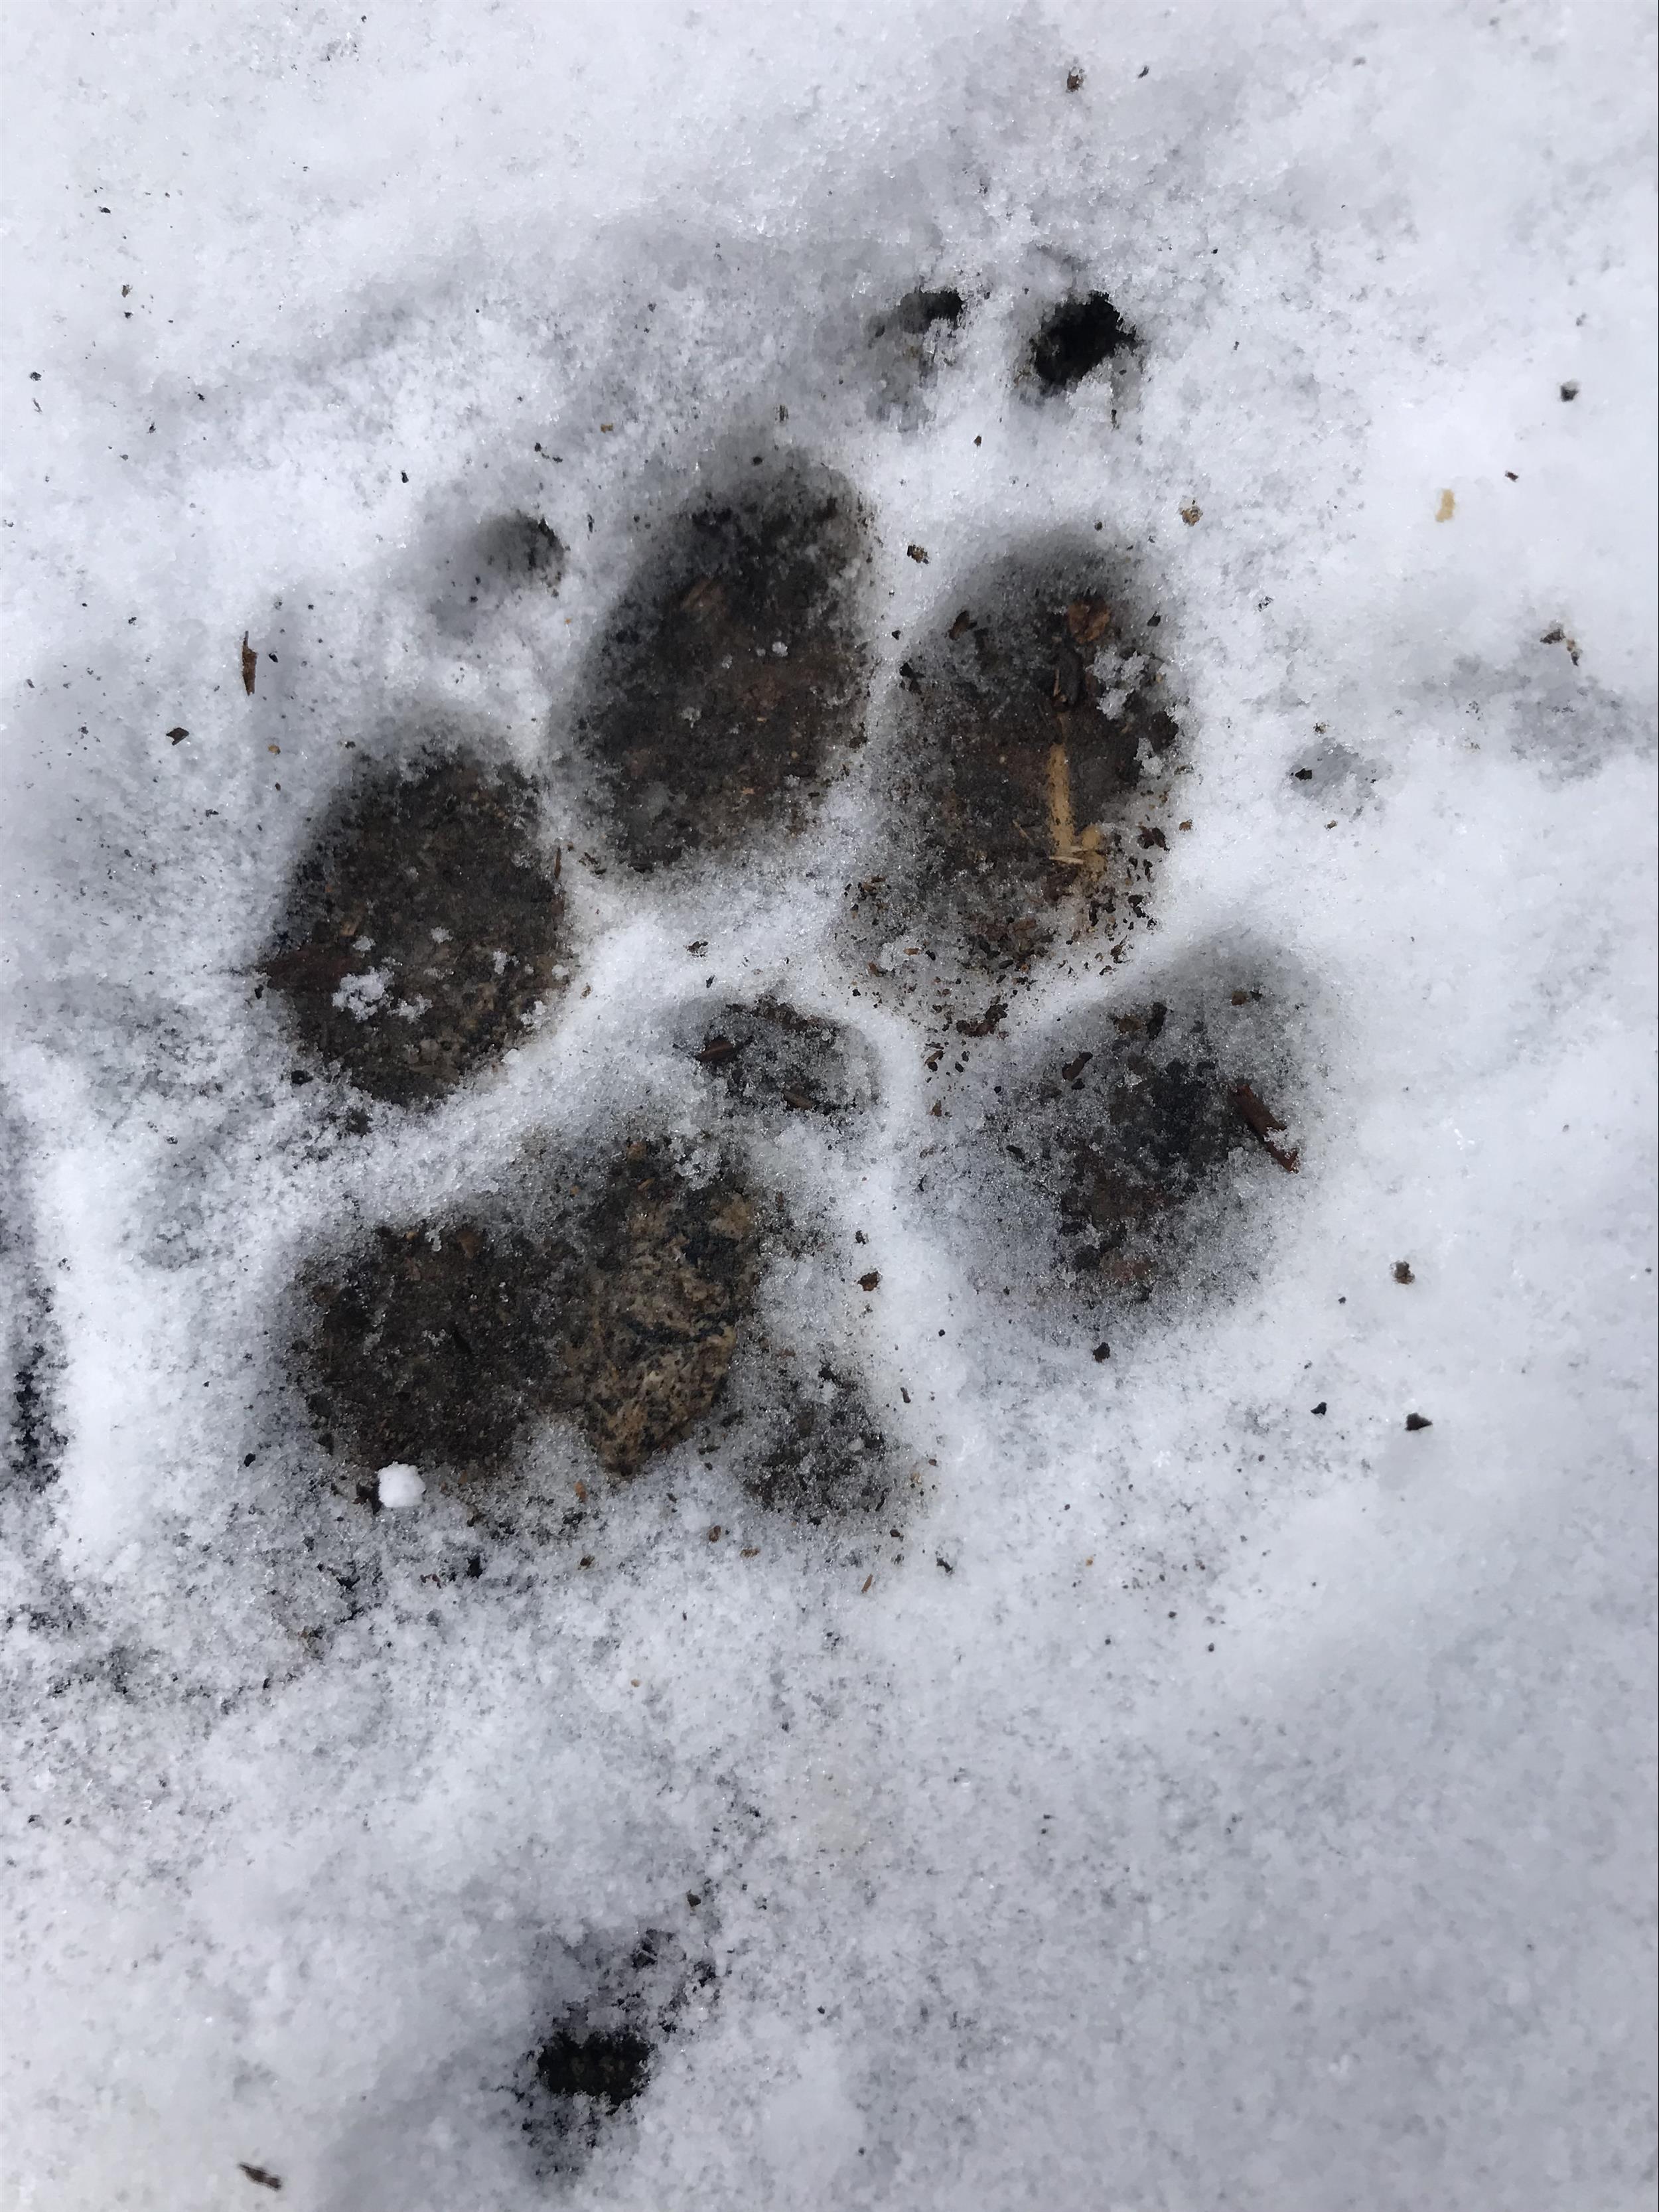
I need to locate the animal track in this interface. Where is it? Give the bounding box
[256,282,1307,2161]
[577,457,870,871]
[1027,289,1136,392]
[964,968,1301,1312]
[851,539,1181,1011]
[264,750,566,1106]
[300,1140,762,1483]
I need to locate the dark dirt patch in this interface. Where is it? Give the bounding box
[681,997,875,1122]
[536,2028,652,2109]
[872,286,965,340]
[863,546,1181,987]
[301,1217,561,1477]
[1029,291,1134,390]
[519,1927,715,2174]
[579,460,869,870]
[726,1355,897,1522]
[297,1142,762,1484]
[981,987,1297,1298]
[9,1309,67,1489]
[561,1145,760,1477]
[263,751,565,1107]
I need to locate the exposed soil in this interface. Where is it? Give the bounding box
[987,989,1297,1296]
[682,997,875,1122]
[723,1352,897,1522]
[1030,291,1134,390]
[871,285,965,339]
[301,1217,563,1476]
[264,751,565,1106]
[535,2028,652,2110]
[520,1926,715,2173]
[868,550,1181,985]
[297,1142,762,1483]
[579,461,869,869]
[559,1145,760,1477]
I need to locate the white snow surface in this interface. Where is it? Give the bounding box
[376,1465,425,1511]
[2,5,1655,2210]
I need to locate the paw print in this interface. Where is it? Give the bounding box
[257,282,1306,2158]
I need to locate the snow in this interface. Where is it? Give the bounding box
[376,1463,425,1510]
[2,4,1654,2210]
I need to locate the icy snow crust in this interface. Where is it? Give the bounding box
[2,4,1655,2208]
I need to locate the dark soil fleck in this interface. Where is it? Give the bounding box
[263,750,565,1106]
[1393,1260,1414,1285]
[1030,292,1134,391]
[297,1142,761,1482]
[579,461,869,870]
[1405,1412,1433,1432]
[236,2165,283,2192]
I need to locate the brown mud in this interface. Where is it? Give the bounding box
[297,1141,761,1484]
[855,546,1182,1011]
[579,460,870,871]
[264,751,564,1106]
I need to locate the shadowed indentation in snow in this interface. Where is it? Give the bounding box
[680,997,877,1125]
[296,1141,762,1485]
[976,980,1300,1302]
[853,544,1182,1005]
[1029,290,1135,390]
[517,1925,716,2176]
[579,458,870,871]
[871,285,966,339]
[433,510,564,636]
[865,285,968,423]
[722,1350,899,1522]
[264,750,565,1106]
